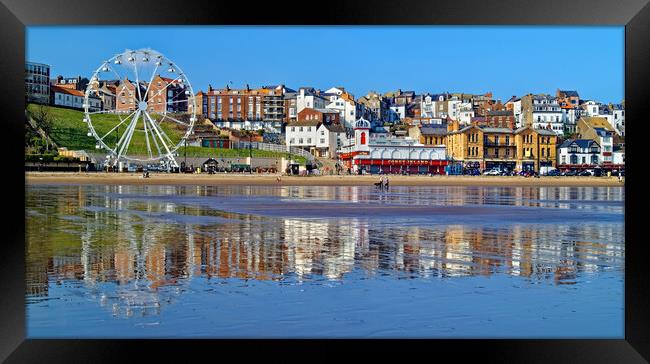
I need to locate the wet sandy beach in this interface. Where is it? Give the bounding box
[26,172,624,187]
[26,184,624,338]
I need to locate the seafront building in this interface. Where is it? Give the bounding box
[25,61,51,105]
[576,116,616,168]
[50,85,102,111]
[191,84,292,133]
[444,121,557,172]
[557,139,601,167]
[338,118,449,174]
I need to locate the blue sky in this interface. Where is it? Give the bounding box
[27,26,624,103]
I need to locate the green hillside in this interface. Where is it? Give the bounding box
[26,104,306,164]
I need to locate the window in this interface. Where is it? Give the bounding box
[591,155,598,164]
[582,156,586,164]
[561,155,566,164]
[321,131,325,136]
[291,127,295,132]
[570,155,578,164]
[320,139,325,144]
[299,127,303,132]
[299,138,303,144]
[307,138,311,144]
[290,138,295,144]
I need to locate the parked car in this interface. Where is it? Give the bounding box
[483,168,502,176]
[146,164,162,172]
[578,170,592,176]
[518,170,534,177]
[562,170,578,176]
[545,169,561,176]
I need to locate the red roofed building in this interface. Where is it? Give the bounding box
[50,85,101,111]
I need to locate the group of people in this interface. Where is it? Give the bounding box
[375,175,390,191]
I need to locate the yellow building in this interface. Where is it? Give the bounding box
[447,121,517,170]
[409,125,447,146]
[446,120,557,172]
[514,126,558,171]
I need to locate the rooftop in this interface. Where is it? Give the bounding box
[420,126,448,135]
[324,124,346,133]
[480,127,513,134]
[50,85,85,97]
[287,120,321,127]
[559,90,579,97]
[559,139,599,149]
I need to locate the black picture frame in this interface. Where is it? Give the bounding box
[2,0,648,362]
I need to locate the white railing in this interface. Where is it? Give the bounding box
[233,141,316,163]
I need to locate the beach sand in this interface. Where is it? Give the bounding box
[26,172,624,187]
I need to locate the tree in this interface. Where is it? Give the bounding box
[30,105,54,151]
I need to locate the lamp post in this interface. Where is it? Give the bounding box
[407,139,412,175]
[249,131,252,174]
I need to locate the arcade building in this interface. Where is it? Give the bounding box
[338,118,450,174]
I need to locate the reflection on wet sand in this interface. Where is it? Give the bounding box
[26,185,624,320]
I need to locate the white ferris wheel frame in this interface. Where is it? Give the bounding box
[83,49,197,167]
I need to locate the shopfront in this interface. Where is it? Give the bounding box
[354,158,449,175]
[485,161,516,171]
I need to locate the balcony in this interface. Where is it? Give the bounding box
[484,141,515,146]
[484,155,516,160]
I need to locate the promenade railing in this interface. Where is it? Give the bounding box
[233,141,317,164]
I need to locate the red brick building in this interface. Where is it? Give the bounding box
[146,75,187,114]
[193,84,290,123]
[556,89,580,108]
[485,110,516,129]
[116,79,140,113]
[297,108,340,125]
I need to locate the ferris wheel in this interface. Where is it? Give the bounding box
[84,49,197,168]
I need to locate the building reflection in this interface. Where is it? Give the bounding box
[25,184,624,318]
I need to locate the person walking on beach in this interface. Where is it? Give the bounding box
[376,176,384,191]
[384,176,389,192]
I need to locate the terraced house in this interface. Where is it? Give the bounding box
[192,84,292,133]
